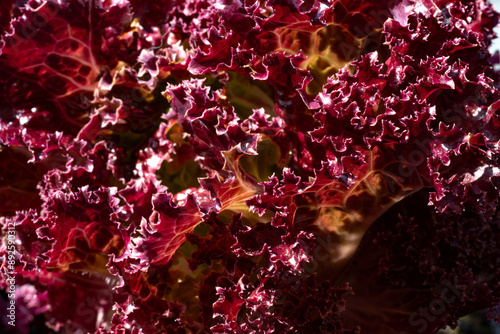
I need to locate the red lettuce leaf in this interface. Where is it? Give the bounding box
[0,0,132,136]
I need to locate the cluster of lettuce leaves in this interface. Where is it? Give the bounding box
[1,0,499,333]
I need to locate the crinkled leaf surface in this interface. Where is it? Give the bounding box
[0,0,499,333]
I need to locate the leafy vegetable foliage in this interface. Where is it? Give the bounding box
[1,0,499,333]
